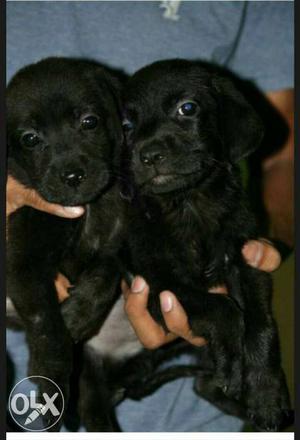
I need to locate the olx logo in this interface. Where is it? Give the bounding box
[8,376,64,431]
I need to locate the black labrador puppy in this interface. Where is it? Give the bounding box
[119,59,291,431]
[6,57,128,430]
[68,59,291,432]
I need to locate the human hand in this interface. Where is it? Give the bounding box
[263,89,294,247]
[122,278,207,349]
[55,239,281,345]
[55,273,73,303]
[6,175,85,218]
[121,239,281,349]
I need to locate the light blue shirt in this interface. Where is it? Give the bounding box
[7,1,294,91]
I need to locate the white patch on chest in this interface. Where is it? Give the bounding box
[86,296,143,361]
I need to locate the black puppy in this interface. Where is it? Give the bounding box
[7,57,127,430]
[120,59,291,431]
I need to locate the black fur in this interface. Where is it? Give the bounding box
[6,57,128,430]
[7,57,292,433]
[120,59,291,431]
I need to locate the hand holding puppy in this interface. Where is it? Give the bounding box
[6,175,85,218]
[121,240,281,349]
[7,174,281,350]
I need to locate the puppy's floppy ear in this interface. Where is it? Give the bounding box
[212,75,264,162]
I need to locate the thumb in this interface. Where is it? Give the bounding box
[242,239,281,272]
[26,188,85,218]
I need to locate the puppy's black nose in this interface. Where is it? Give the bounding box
[140,149,165,167]
[60,168,86,187]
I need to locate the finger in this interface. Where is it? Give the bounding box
[160,291,207,347]
[124,277,176,349]
[55,273,73,303]
[242,239,281,272]
[121,276,143,301]
[6,176,27,216]
[121,279,130,299]
[26,189,85,218]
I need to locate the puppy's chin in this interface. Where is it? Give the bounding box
[37,175,111,206]
[139,173,202,195]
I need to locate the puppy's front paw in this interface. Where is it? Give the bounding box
[61,288,99,341]
[223,356,243,400]
[214,366,242,401]
[245,371,292,431]
[247,405,291,432]
[211,333,243,401]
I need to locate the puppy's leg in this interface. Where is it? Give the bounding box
[116,341,201,401]
[170,292,244,400]
[78,349,119,432]
[7,210,77,430]
[193,344,246,418]
[7,265,73,430]
[194,371,246,420]
[61,257,120,341]
[146,285,243,399]
[239,266,291,431]
[124,365,204,400]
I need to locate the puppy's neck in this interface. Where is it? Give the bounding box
[78,183,125,255]
[142,165,242,227]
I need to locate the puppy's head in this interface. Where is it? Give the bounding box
[7,57,124,205]
[124,59,264,195]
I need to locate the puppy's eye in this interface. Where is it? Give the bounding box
[21,132,41,148]
[81,115,99,130]
[122,119,134,132]
[177,102,198,117]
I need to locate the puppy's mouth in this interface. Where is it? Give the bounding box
[140,172,201,194]
[151,174,176,186]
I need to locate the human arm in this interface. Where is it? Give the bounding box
[262,89,294,247]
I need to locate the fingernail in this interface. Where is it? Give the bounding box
[62,206,85,217]
[160,293,173,313]
[131,276,146,293]
[243,241,263,267]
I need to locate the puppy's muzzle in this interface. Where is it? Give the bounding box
[60,167,87,187]
[139,144,166,167]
